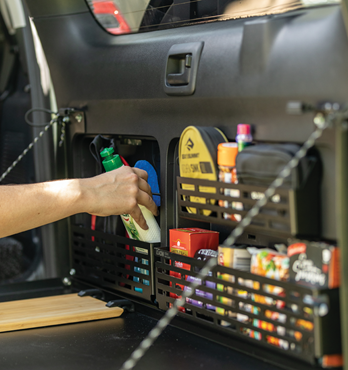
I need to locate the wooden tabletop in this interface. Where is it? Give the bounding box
[0,294,123,332]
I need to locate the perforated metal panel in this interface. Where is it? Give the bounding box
[71,225,160,302]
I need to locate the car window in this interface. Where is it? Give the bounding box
[86,0,341,35]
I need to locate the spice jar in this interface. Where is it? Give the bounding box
[217,143,242,221]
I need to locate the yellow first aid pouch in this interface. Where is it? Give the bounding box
[179,126,227,215]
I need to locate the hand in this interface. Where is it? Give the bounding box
[80,166,158,230]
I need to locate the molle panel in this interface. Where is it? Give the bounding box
[30,4,346,240]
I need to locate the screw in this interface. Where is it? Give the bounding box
[70,268,76,276]
[324,102,332,111]
[63,277,72,286]
[318,303,329,317]
[333,103,340,111]
[75,114,83,123]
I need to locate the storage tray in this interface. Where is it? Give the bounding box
[155,249,341,366]
[71,225,160,302]
[177,176,321,238]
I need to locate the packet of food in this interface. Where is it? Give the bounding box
[216,245,251,326]
[248,247,289,281]
[248,248,289,310]
[184,249,218,311]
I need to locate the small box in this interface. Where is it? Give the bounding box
[288,241,340,289]
[169,228,219,310]
[170,228,219,268]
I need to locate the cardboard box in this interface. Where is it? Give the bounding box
[169,228,219,310]
[288,241,340,289]
[170,228,219,263]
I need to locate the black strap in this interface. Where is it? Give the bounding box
[0,11,18,98]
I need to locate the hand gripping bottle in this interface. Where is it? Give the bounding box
[100,148,161,243]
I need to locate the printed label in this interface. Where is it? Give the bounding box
[288,243,307,257]
[134,247,148,255]
[171,245,189,270]
[190,163,200,173]
[171,238,187,249]
[182,153,199,159]
[185,138,194,151]
[122,214,140,240]
[171,248,188,256]
[199,162,213,174]
[292,253,326,286]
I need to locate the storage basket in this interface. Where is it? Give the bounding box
[71,225,160,302]
[155,248,341,366]
[177,176,320,238]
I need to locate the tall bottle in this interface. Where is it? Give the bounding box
[217,143,240,221]
[235,124,252,152]
[100,148,161,243]
[234,124,252,219]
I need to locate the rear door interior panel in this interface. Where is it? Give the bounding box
[1,0,347,369]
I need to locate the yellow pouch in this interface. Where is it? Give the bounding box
[179,126,227,215]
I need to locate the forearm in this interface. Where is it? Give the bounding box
[0,180,84,238]
[0,166,158,238]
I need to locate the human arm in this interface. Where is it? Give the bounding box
[0,166,158,238]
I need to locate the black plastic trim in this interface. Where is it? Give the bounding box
[24,0,88,18]
[164,42,204,96]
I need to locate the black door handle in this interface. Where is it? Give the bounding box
[164,42,203,96]
[166,55,192,86]
[167,70,190,85]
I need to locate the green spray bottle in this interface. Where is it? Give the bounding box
[100,148,161,243]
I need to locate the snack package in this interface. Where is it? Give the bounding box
[216,245,251,326]
[288,241,340,289]
[248,248,289,311]
[184,249,218,311]
[249,248,289,281]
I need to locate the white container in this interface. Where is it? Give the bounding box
[100,147,161,244]
[120,206,161,244]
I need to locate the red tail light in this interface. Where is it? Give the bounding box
[92,1,131,35]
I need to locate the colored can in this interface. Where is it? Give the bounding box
[235,123,253,152]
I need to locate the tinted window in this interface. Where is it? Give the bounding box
[86,0,340,35]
